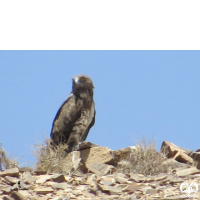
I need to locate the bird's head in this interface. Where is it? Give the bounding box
[72,74,94,98]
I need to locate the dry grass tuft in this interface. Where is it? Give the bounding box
[33,139,69,173]
[0,143,18,171]
[117,138,171,176]
[130,138,170,175]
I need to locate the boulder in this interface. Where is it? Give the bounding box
[62,146,114,174]
[80,146,114,165]
[160,141,193,164]
[112,146,136,163]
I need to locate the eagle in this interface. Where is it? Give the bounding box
[50,74,95,152]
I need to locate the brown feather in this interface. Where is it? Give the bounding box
[50,74,95,151]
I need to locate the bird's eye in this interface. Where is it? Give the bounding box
[80,77,86,82]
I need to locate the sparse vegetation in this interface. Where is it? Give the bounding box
[0,143,18,171]
[34,137,171,176]
[33,139,69,173]
[116,138,171,176]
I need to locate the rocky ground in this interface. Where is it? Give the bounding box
[1,141,200,200]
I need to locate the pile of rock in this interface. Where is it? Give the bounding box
[160,141,200,168]
[0,141,200,200]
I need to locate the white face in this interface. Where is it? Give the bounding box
[74,76,80,83]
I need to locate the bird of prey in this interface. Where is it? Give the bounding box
[50,74,95,152]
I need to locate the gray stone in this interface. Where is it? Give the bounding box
[160,141,193,164]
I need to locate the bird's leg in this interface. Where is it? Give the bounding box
[68,142,76,152]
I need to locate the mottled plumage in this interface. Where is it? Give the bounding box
[50,74,95,152]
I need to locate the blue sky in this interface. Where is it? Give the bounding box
[0,51,200,166]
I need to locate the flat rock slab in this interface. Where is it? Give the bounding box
[4,176,19,184]
[115,175,128,184]
[129,173,146,182]
[98,184,122,194]
[0,168,19,177]
[99,176,116,186]
[36,174,67,184]
[175,167,200,176]
[122,182,139,193]
[148,173,168,181]
[36,175,53,184]
[34,187,55,194]
[77,141,100,150]
[51,182,69,190]
[87,163,115,175]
